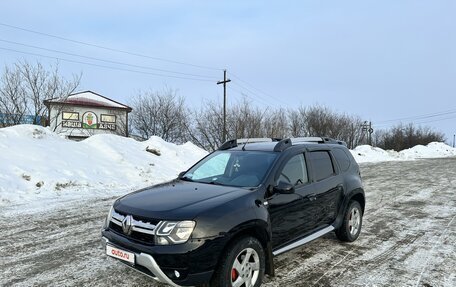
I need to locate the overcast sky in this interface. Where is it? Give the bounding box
[0,1,455,141]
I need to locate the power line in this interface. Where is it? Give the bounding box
[0,22,222,71]
[413,114,456,125]
[0,22,289,106]
[227,86,272,107]
[0,46,215,82]
[230,80,288,107]
[0,38,219,79]
[228,71,289,106]
[374,113,456,129]
[375,109,456,124]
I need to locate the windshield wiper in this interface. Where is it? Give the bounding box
[180,176,194,182]
[207,181,225,186]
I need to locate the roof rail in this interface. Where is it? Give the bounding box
[291,137,346,146]
[237,138,274,144]
[218,139,238,150]
[273,137,347,152]
[218,138,281,150]
[291,137,326,143]
[273,138,292,152]
[218,137,346,151]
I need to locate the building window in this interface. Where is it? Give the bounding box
[101,114,116,123]
[62,112,79,121]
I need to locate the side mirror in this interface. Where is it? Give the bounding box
[273,181,295,194]
[178,171,186,179]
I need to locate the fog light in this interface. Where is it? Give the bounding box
[174,270,180,278]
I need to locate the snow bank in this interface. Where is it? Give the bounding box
[1,124,455,210]
[0,125,207,208]
[351,142,456,163]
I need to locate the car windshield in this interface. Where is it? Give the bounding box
[182,150,277,188]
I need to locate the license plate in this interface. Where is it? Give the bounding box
[106,245,135,264]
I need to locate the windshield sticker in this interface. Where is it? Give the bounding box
[234,159,240,172]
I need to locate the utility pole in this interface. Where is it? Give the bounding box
[361,121,374,146]
[453,134,455,148]
[217,69,231,142]
[368,121,373,146]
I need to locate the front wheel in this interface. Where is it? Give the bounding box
[336,200,363,242]
[211,236,265,287]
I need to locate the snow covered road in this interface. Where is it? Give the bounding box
[1,158,455,287]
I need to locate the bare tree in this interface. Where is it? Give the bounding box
[0,66,27,126]
[0,61,80,128]
[188,101,225,151]
[17,61,81,127]
[114,109,133,137]
[227,98,265,139]
[288,108,304,137]
[263,108,288,138]
[188,98,269,150]
[130,88,190,143]
[375,123,445,151]
[287,105,364,149]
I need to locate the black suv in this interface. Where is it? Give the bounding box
[101,137,365,287]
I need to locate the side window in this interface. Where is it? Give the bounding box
[277,154,308,186]
[332,148,351,172]
[192,153,230,180]
[309,151,335,181]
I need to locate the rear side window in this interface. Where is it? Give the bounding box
[309,151,335,181]
[332,148,351,172]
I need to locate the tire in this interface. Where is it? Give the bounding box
[336,200,363,242]
[211,236,265,287]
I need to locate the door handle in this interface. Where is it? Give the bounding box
[307,193,317,201]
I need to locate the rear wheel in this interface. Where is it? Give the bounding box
[336,200,363,242]
[211,236,265,287]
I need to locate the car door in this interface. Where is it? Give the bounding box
[307,150,344,227]
[268,153,319,249]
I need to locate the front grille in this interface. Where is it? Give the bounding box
[109,210,158,245]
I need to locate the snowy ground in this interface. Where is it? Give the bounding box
[1,158,455,287]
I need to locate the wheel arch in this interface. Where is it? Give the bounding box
[334,188,365,228]
[215,220,275,278]
[350,190,365,214]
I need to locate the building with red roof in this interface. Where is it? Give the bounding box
[44,91,132,140]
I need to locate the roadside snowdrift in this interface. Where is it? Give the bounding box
[351,142,456,163]
[0,125,207,207]
[1,125,455,208]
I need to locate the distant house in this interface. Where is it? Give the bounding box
[44,91,132,141]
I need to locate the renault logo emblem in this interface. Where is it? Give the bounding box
[122,215,133,235]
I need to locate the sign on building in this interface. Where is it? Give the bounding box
[44,91,132,140]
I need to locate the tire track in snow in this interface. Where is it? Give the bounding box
[415,214,456,287]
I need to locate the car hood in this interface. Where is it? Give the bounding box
[114,180,252,220]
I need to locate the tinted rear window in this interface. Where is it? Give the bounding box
[309,151,335,181]
[332,148,351,172]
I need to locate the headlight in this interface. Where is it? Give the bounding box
[155,220,195,245]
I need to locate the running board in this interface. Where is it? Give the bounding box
[272,226,335,256]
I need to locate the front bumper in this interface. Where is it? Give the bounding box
[101,234,217,286]
[102,236,182,286]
